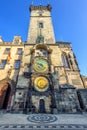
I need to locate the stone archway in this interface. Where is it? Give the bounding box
[0,83,11,109]
[38,99,45,113]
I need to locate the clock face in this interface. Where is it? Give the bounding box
[34,77,49,92]
[38,10,44,14]
[33,58,48,73]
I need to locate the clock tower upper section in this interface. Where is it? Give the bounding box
[27,5,55,44]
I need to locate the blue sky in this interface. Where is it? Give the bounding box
[0,0,87,76]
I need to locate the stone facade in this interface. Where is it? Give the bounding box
[0,4,87,114]
[55,85,81,113]
[77,89,87,111]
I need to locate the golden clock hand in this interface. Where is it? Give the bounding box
[37,62,43,67]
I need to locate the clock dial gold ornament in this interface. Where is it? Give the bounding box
[33,58,48,73]
[34,77,49,92]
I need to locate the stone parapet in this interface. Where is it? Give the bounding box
[29,4,52,12]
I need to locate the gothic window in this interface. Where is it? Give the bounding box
[39,22,43,28]
[17,48,22,55]
[43,50,47,56]
[70,59,73,65]
[14,60,20,69]
[4,48,10,54]
[0,60,7,69]
[68,54,71,58]
[62,54,69,67]
[68,54,73,66]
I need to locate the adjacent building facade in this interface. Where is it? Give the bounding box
[0,5,87,114]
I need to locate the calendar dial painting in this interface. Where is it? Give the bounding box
[33,58,48,73]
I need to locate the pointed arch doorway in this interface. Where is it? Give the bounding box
[0,83,11,109]
[38,99,46,113]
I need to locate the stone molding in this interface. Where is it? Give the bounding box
[29,4,52,12]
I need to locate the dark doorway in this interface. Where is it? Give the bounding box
[39,99,45,113]
[1,84,11,109]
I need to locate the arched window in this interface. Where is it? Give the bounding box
[68,54,71,58]
[39,22,44,28]
[62,53,69,67]
[0,83,11,109]
[35,49,47,57]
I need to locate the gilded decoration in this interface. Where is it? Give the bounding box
[34,77,49,92]
[30,44,52,54]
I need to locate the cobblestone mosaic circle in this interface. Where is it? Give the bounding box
[27,114,57,123]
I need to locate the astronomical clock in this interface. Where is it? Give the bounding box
[28,44,53,114]
[32,57,49,92]
[34,76,49,92]
[32,58,49,73]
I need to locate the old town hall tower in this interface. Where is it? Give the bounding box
[0,4,87,114]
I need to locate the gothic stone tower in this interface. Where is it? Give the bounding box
[0,4,87,113]
[27,5,55,44]
[14,5,86,113]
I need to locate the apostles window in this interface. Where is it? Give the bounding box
[17,48,22,55]
[39,22,43,28]
[62,54,69,67]
[36,52,40,56]
[0,60,7,69]
[43,50,47,56]
[35,50,47,57]
[14,60,20,69]
[4,48,10,54]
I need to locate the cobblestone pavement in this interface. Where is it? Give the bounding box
[0,124,87,130]
[0,113,87,130]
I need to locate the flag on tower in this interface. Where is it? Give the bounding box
[7,51,11,64]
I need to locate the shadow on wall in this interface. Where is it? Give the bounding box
[11,50,26,112]
[0,50,23,111]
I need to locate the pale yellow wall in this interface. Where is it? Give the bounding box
[0,44,24,82]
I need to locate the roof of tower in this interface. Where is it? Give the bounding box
[29,4,52,12]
